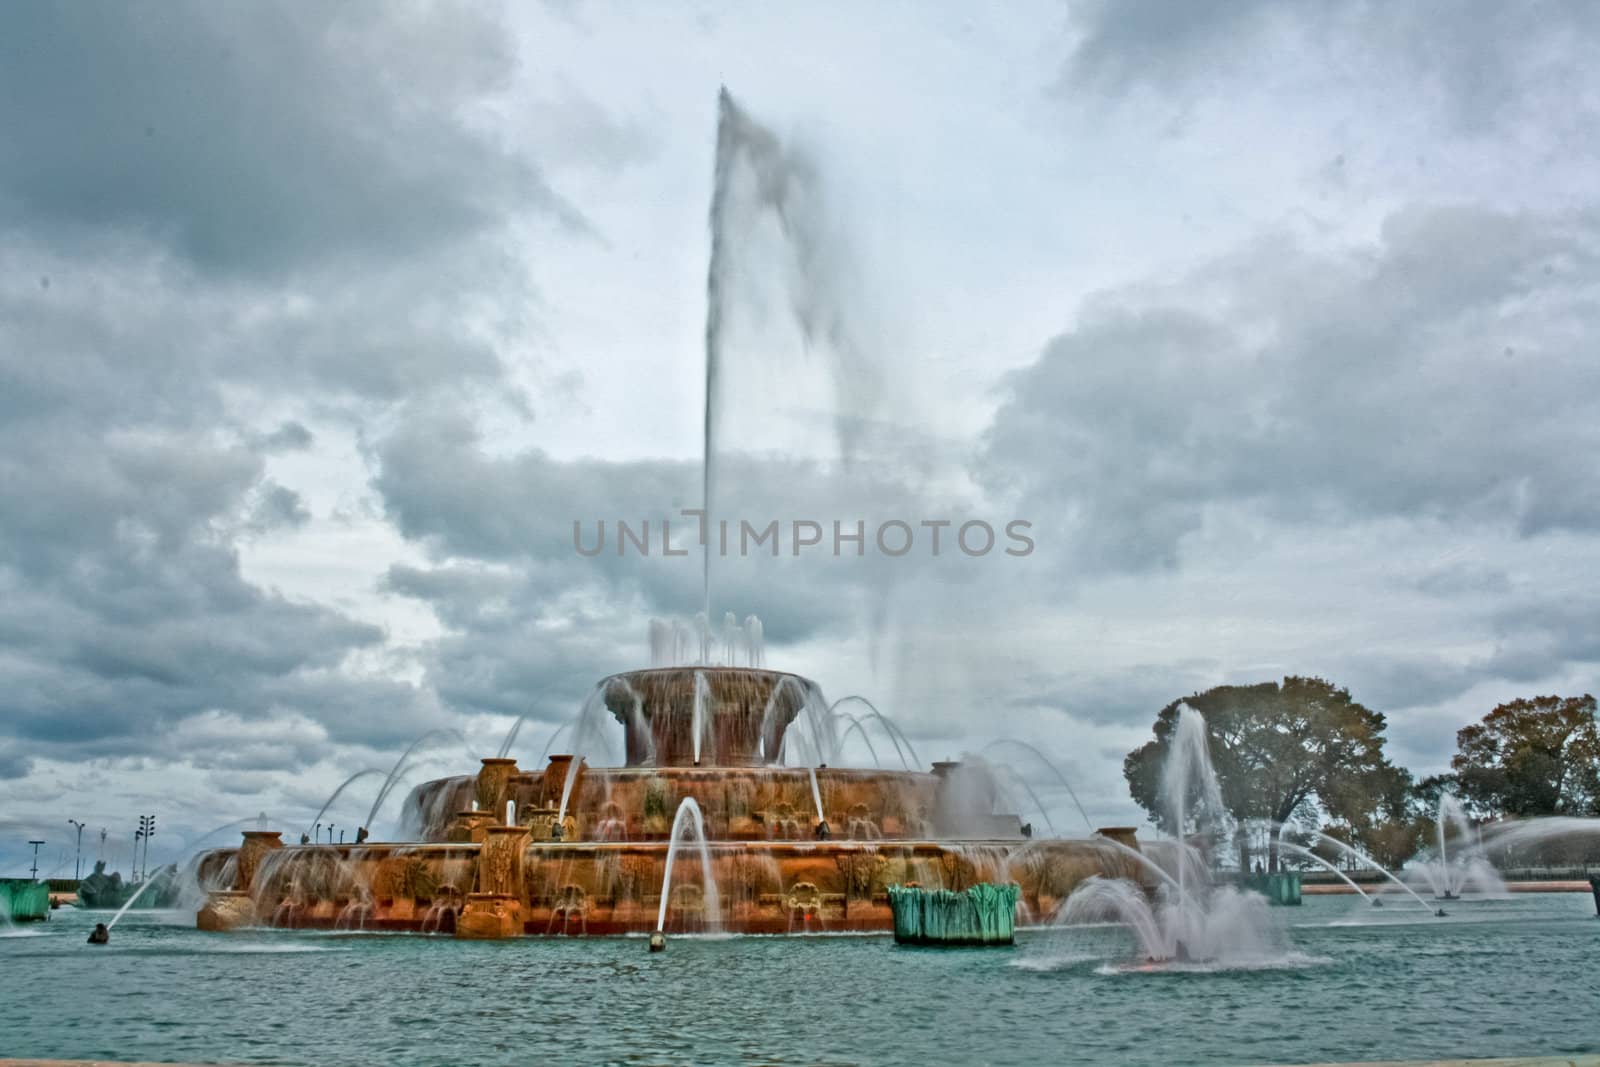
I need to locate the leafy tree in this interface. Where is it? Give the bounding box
[1450,695,1600,817]
[1124,677,1401,870]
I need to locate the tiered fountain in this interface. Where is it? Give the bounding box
[191,88,1159,939]
[192,657,1151,938]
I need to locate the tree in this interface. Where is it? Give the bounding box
[1450,695,1600,818]
[1124,677,1402,870]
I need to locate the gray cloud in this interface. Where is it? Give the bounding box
[983,205,1600,575]
[0,1,592,790]
[0,2,580,276]
[1065,0,1600,135]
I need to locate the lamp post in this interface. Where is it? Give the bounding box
[28,840,44,882]
[67,819,85,881]
[135,815,155,882]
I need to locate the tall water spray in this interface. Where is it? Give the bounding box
[1164,704,1225,905]
[657,797,721,933]
[700,87,878,623]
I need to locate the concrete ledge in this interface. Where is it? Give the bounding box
[0,1061,250,1067]
[1262,1058,1600,1066]
[1300,881,1590,894]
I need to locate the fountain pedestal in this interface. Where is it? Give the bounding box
[447,810,497,844]
[456,824,530,939]
[456,892,523,939]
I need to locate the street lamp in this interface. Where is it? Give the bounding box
[67,819,85,881]
[135,815,156,882]
[28,840,44,882]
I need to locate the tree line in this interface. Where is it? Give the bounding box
[1122,679,1600,871]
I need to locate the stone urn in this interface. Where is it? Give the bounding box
[475,757,519,819]
[236,830,284,892]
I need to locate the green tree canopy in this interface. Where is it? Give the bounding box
[1450,694,1600,817]
[1124,677,1402,866]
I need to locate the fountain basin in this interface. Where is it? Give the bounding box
[193,835,1153,937]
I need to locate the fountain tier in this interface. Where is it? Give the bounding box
[601,667,817,767]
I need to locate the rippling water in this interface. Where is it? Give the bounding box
[3,894,1597,1066]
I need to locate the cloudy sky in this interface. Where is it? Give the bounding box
[3,1,1598,875]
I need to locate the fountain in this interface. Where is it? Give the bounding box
[1407,794,1508,899]
[1031,705,1296,967]
[186,90,1151,939]
[190,639,1150,937]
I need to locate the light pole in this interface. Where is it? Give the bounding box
[135,815,156,882]
[67,819,85,881]
[28,839,44,882]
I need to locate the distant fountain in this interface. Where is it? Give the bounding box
[657,798,720,933]
[1409,795,1507,899]
[1481,815,1600,858]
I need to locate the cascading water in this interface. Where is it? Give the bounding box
[656,797,721,933]
[692,669,710,765]
[807,766,824,824]
[646,614,765,668]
